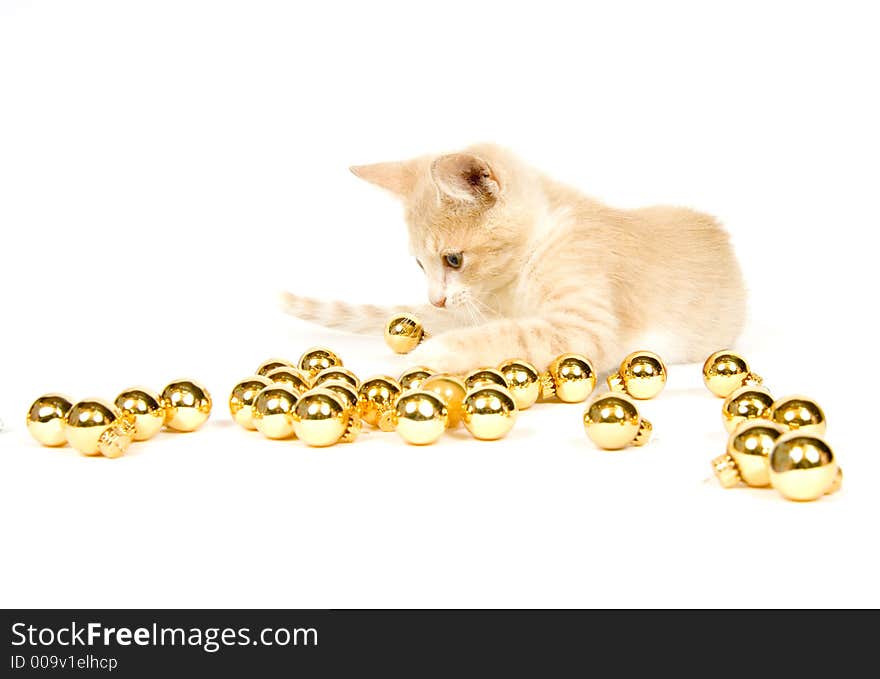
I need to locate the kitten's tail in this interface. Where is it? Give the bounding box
[280,291,405,335]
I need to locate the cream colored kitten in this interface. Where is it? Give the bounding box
[282,143,746,375]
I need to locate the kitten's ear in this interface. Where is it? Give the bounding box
[349,161,416,198]
[430,153,501,204]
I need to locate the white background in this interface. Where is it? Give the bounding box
[1,0,878,608]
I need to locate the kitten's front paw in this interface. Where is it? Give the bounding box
[408,338,472,375]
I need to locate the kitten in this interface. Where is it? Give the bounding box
[282,143,746,375]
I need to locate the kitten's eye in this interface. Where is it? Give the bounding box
[444,252,463,269]
[416,259,424,271]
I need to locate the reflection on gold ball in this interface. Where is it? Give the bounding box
[393,390,448,445]
[319,380,360,412]
[583,393,651,450]
[384,314,425,354]
[399,366,436,392]
[161,379,212,432]
[313,367,360,390]
[256,358,295,377]
[64,398,121,456]
[721,385,774,433]
[497,359,540,410]
[266,367,311,395]
[115,387,166,441]
[293,388,348,447]
[703,350,752,398]
[358,376,402,429]
[462,387,518,440]
[464,368,508,391]
[770,432,838,501]
[543,353,596,403]
[298,347,342,378]
[613,351,667,400]
[421,375,467,428]
[715,421,787,488]
[770,395,826,435]
[26,393,73,447]
[252,385,299,440]
[228,376,273,430]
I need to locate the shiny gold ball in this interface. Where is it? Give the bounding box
[161,379,212,432]
[64,398,121,456]
[464,367,508,391]
[583,393,650,450]
[313,367,360,389]
[721,385,775,433]
[544,353,596,403]
[497,359,541,410]
[703,350,752,398]
[319,380,360,411]
[252,384,299,440]
[266,367,311,395]
[399,366,436,391]
[615,351,667,400]
[115,387,166,441]
[358,376,402,429]
[421,375,467,428]
[298,347,342,378]
[256,357,295,377]
[724,421,788,487]
[462,386,518,440]
[770,432,839,501]
[228,376,273,430]
[392,390,449,445]
[384,313,426,354]
[770,395,826,435]
[292,388,348,447]
[26,393,74,447]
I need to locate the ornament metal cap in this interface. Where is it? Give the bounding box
[711,452,742,488]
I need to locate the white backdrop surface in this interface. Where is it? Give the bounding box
[1,0,877,608]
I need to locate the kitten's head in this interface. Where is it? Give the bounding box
[351,144,533,310]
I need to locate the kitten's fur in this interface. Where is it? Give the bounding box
[282,144,746,375]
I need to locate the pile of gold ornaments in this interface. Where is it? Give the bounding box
[26,379,212,458]
[705,350,841,502]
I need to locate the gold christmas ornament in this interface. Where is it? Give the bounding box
[541,353,596,403]
[315,382,362,443]
[298,347,342,378]
[256,358,295,377]
[384,313,427,354]
[607,351,667,400]
[421,375,467,428]
[26,393,74,447]
[266,367,311,395]
[252,385,299,440]
[390,390,449,445]
[702,350,762,398]
[462,386,518,440]
[464,368,509,391]
[497,359,541,410]
[582,393,652,450]
[358,376,402,431]
[97,416,136,459]
[769,432,839,501]
[721,385,775,433]
[313,367,360,389]
[399,366,436,391]
[115,387,166,441]
[769,395,826,435]
[161,379,212,432]
[712,421,787,488]
[292,388,349,447]
[228,376,273,430]
[64,398,122,456]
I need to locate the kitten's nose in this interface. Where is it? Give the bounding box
[431,296,446,308]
